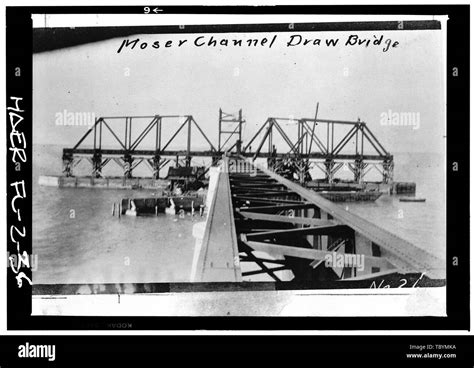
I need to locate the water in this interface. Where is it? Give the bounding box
[33,144,201,284]
[32,144,446,284]
[340,151,446,262]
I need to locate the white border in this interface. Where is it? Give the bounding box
[0,1,471,336]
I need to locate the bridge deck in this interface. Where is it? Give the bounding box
[241,156,445,280]
[196,156,444,282]
[64,148,385,161]
[194,159,242,282]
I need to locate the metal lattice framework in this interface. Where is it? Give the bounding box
[228,157,444,282]
[218,108,244,153]
[62,115,218,178]
[62,108,393,183]
[194,156,443,283]
[242,116,394,184]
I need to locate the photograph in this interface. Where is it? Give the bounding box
[29,13,447,316]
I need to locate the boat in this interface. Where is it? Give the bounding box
[319,191,382,202]
[399,197,426,202]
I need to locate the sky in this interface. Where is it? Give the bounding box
[33,27,446,155]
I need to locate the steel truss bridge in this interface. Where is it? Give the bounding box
[50,108,445,289]
[194,156,444,283]
[62,108,394,184]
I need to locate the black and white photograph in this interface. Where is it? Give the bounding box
[26,13,448,317]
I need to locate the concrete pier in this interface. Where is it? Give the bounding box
[39,175,169,190]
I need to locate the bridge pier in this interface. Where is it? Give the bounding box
[62,152,74,177]
[123,153,133,178]
[152,154,161,179]
[267,145,277,170]
[92,152,102,178]
[353,156,364,184]
[324,158,335,183]
[382,157,394,183]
